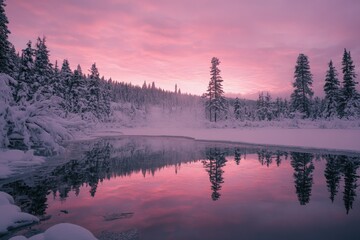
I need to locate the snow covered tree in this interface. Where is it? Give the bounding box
[14,41,34,105]
[7,43,20,79]
[0,0,11,74]
[323,60,340,118]
[33,37,53,100]
[340,49,359,118]
[85,63,104,119]
[311,97,324,119]
[59,59,73,114]
[256,92,274,121]
[234,97,241,120]
[70,64,86,113]
[204,57,227,122]
[290,54,314,118]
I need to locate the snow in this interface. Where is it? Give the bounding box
[10,223,97,240]
[0,150,44,179]
[0,191,39,236]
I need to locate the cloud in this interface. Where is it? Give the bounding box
[6,0,360,98]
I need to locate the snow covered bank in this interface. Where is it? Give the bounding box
[0,150,44,179]
[91,127,360,153]
[10,223,97,240]
[0,191,39,236]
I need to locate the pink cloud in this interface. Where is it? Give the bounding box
[6,0,360,99]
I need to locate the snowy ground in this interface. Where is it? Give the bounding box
[0,150,44,179]
[89,126,360,153]
[0,191,39,236]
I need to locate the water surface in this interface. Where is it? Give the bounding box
[1,136,360,240]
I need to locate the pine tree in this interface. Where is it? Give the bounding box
[7,43,20,79]
[290,54,314,118]
[33,37,53,100]
[256,92,273,120]
[0,0,11,74]
[86,63,101,117]
[17,41,34,103]
[340,49,359,118]
[323,60,340,118]
[234,97,241,120]
[71,64,86,113]
[311,96,324,119]
[60,59,73,113]
[205,57,227,122]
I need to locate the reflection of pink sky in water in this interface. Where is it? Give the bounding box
[41,155,360,239]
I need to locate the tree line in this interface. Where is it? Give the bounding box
[204,51,359,122]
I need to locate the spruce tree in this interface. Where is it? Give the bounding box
[87,63,101,117]
[323,60,340,118]
[71,64,86,113]
[290,53,313,118]
[17,41,34,103]
[340,49,359,118]
[60,59,73,113]
[205,57,227,122]
[234,97,241,120]
[7,43,20,79]
[33,37,53,100]
[0,0,10,74]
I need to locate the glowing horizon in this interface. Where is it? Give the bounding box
[6,0,360,99]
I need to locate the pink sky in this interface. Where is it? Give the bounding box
[6,0,360,99]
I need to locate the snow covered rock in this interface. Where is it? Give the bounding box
[10,223,98,240]
[0,191,39,236]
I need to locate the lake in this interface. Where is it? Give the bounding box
[1,136,360,240]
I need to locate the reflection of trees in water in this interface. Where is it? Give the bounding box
[1,137,360,216]
[340,157,360,214]
[257,150,288,167]
[203,148,227,201]
[324,155,360,213]
[290,152,314,205]
[324,155,342,202]
[234,148,242,165]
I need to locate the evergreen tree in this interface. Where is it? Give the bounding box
[290,152,314,205]
[33,37,53,100]
[17,41,34,104]
[256,92,273,121]
[340,49,359,118]
[59,59,73,113]
[71,64,86,113]
[7,43,20,79]
[311,96,324,119]
[86,63,101,117]
[290,54,314,118]
[205,57,227,122]
[234,97,241,120]
[323,60,340,118]
[0,0,11,74]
